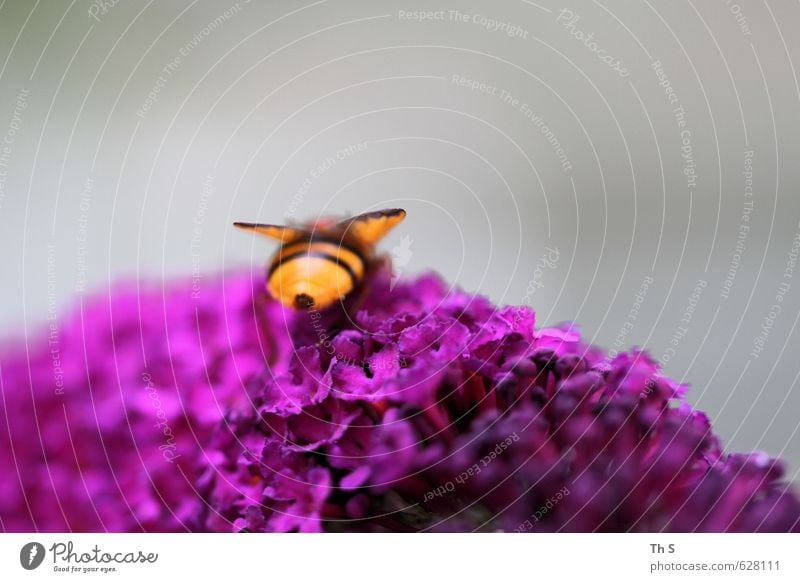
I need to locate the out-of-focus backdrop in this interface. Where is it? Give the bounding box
[1,0,799,474]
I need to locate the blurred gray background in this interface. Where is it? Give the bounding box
[1,0,800,477]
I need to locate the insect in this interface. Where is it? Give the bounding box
[234,208,406,309]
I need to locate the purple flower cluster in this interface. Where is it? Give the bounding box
[0,274,273,531]
[1,266,798,532]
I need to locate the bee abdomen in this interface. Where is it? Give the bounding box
[267,240,366,308]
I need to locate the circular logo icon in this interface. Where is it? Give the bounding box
[19,542,45,570]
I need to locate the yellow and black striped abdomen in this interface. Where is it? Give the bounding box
[267,239,366,309]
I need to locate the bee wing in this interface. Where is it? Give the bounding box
[233,222,308,243]
[337,208,406,245]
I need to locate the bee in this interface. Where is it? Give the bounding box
[234,208,406,309]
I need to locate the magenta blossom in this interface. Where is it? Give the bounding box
[1,266,798,532]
